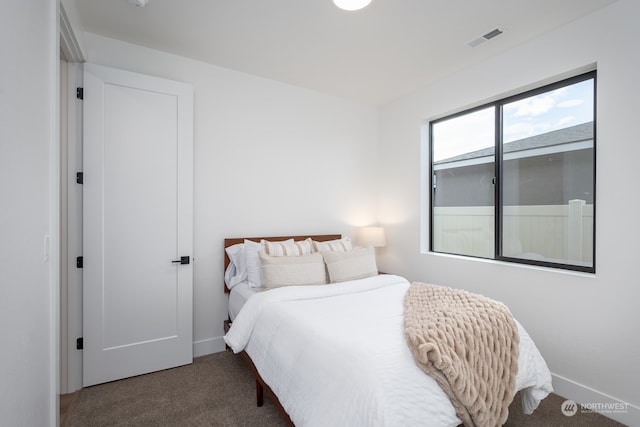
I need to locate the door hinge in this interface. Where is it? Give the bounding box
[76,256,83,268]
[76,337,83,350]
[76,87,84,100]
[76,171,83,184]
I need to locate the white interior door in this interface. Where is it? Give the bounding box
[83,63,193,387]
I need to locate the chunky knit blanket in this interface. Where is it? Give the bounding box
[404,282,519,427]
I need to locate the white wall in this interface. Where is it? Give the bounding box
[81,33,380,355]
[378,0,639,423]
[0,1,58,426]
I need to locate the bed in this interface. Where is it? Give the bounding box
[223,234,553,426]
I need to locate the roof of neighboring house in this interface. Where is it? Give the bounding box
[435,121,594,165]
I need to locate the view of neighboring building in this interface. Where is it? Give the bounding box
[433,121,594,206]
[433,122,594,264]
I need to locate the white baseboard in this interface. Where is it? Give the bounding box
[552,373,639,426]
[193,336,226,358]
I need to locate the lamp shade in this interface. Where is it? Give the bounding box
[357,226,386,248]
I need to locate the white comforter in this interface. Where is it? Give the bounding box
[224,274,553,427]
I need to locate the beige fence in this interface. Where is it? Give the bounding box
[433,200,593,266]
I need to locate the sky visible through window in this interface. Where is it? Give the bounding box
[432,79,594,162]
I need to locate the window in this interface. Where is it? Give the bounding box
[429,71,596,272]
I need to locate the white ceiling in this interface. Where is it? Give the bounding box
[75,0,617,106]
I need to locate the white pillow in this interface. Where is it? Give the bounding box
[245,239,294,288]
[261,238,312,256]
[244,239,263,288]
[224,243,247,290]
[259,252,327,289]
[321,245,378,283]
[312,236,352,253]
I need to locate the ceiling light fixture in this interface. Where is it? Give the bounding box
[333,0,372,11]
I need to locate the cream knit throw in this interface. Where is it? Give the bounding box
[404,282,519,427]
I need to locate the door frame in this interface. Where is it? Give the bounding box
[59,60,84,394]
[59,1,85,394]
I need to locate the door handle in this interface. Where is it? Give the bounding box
[171,256,190,265]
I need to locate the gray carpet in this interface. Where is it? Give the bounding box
[68,352,286,427]
[68,351,626,426]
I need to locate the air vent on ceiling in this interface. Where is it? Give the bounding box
[466,27,504,48]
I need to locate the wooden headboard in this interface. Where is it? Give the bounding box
[224,234,342,293]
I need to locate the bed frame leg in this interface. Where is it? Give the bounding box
[256,379,264,407]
